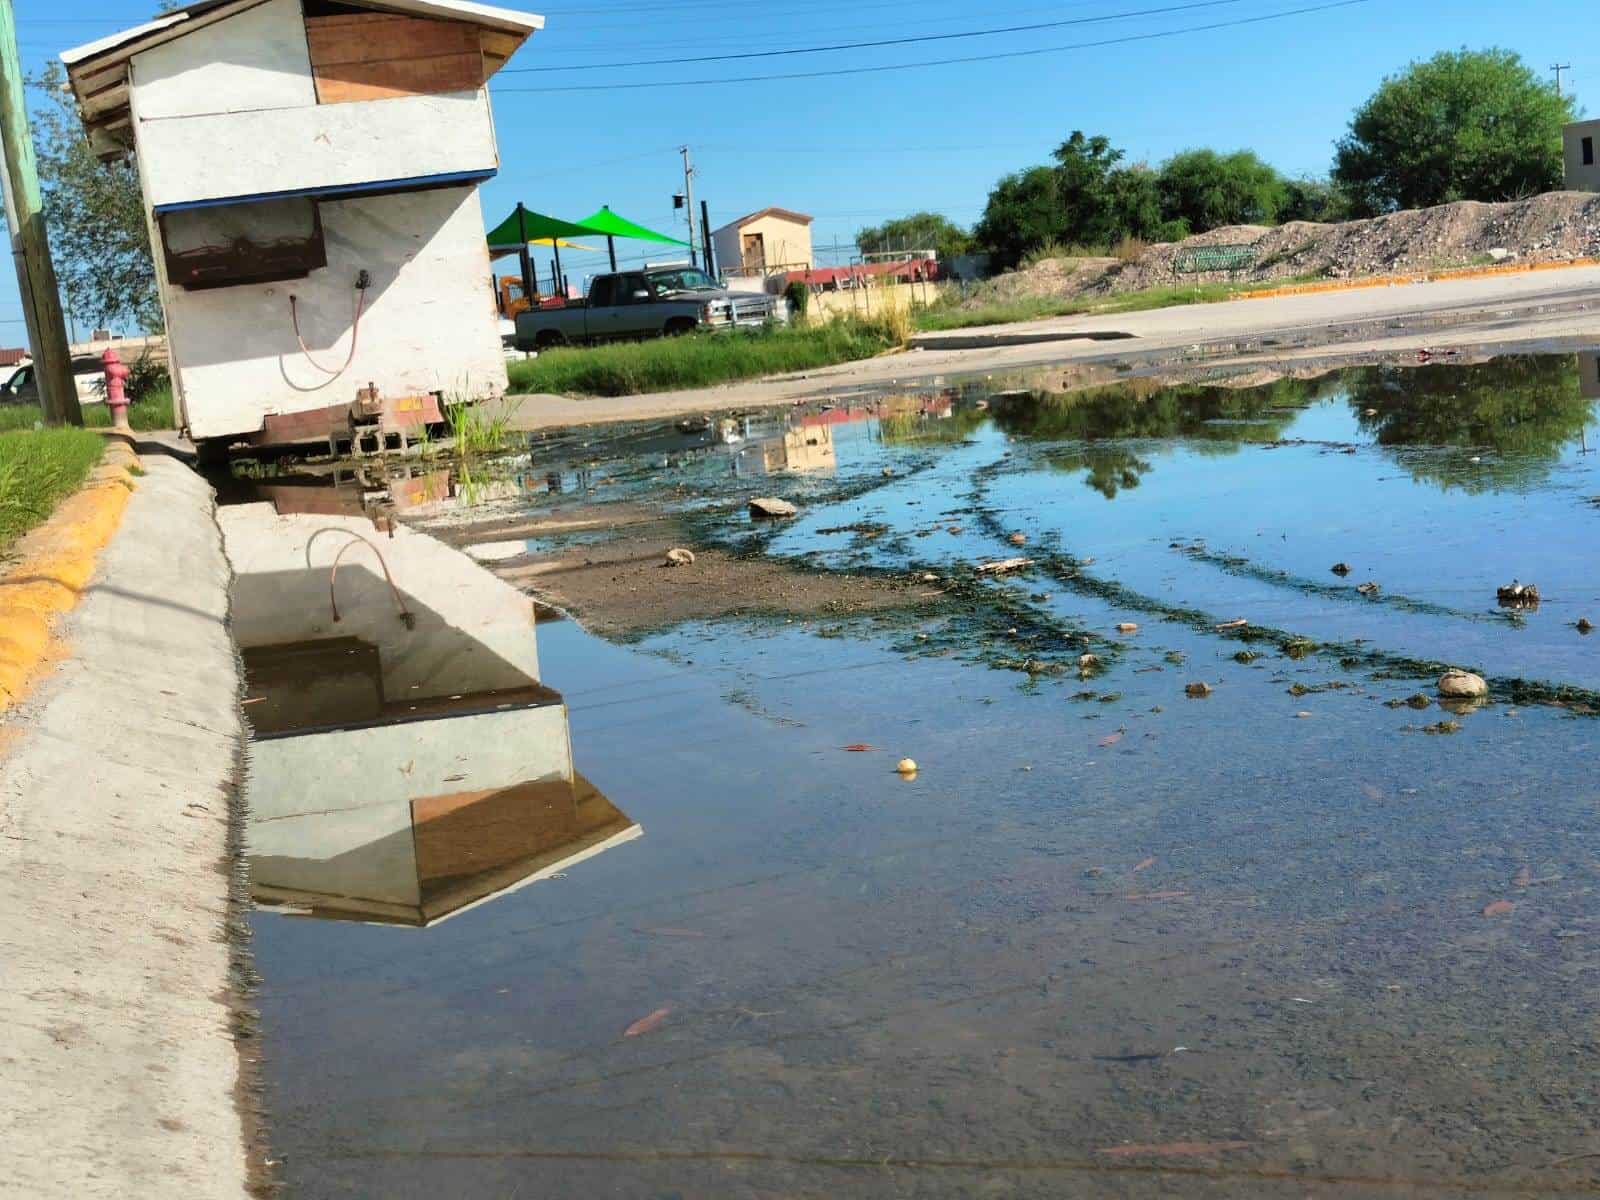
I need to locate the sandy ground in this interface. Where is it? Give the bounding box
[492,264,1600,430]
[0,455,252,1199]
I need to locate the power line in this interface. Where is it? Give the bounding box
[502,0,1247,73]
[493,0,1377,93]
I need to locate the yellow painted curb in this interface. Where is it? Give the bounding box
[0,434,141,715]
[1239,256,1600,303]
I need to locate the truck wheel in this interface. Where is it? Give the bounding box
[534,330,567,351]
[663,318,696,337]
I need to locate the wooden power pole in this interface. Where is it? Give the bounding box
[0,1,81,427]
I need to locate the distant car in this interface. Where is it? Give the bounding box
[514,267,778,351]
[0,359,108,407]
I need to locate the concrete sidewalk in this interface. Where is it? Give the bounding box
[0,455,251,1198]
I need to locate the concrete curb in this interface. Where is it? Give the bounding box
[0,454,252,1198]
[0,433,142,716]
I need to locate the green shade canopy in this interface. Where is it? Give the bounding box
[485,205,601,249]
[578,206,690,248]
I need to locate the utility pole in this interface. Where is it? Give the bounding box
[679,145,698,269]
[0,1,79,426]
[1552,63,1571,98]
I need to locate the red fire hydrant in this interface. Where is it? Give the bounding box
[101,347,130,431]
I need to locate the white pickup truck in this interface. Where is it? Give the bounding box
[0,357,109,409]
[514,267,777,351]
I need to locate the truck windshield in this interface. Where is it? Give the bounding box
[648,269,716,293]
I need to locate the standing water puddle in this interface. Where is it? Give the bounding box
[237,350,1600,1197]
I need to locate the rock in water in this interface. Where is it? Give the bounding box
[1496,581,1539,606]
[665,548,696,567]
[1437,670,1488,700]
[1330,562,1351,575]
[1578,618,1594,634]
[1116,622,1139,633]
[1184,682,1213,698]
[749,497,798,519]
[1008,532,1028,546]
[1356,581,1380,596]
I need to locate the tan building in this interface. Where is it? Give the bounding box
[1563,120,1600,192]
[712,206,813,277]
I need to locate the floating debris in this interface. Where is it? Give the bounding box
[1116,622,1139,633]
[977,557,1034,574]
[895,757,919,776]
[1330,562,1351,576]
[1579,618,1594,634]
[1008,532,1028,546]
[1356,581,1380,597]
[1215,618,1248,631]
[623,1007,671,1038]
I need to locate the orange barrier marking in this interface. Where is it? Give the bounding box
[0,436,140,715]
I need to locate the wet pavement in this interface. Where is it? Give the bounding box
[239,350,1600,1197]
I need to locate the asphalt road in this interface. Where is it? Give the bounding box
[498,264,1600,430]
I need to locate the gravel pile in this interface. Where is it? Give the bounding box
[971,192,1600,303]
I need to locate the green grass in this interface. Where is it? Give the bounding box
[912,274,1330,332]
[0,385,176,434]
[0,427,106,555]
[506,313,907,398]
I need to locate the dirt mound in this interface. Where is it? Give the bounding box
[968,192,1600,305]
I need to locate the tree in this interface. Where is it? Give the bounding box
[29,62,161,332]
[1157,149,1287,231]
[1332,49,1575,214]
[856,212,970,260]
[973,166,1066,270]
[973,132,1138,267]
[1278,177,1352,224]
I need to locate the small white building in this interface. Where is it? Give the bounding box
[1563,120,1600,193]
[61,0,543,449]
[711,207,814,279]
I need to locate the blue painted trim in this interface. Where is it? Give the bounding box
[153,168,497,215]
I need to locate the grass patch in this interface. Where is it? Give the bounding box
[912,273,1330,332]
[0,385,175,434]
[506,313,906,398]
[0,427,105,555]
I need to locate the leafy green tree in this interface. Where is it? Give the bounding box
[1157,149,1287,231]
[1332,49,1575,213]
[973,166,1067,269]
[30,62,161,331]
[1278,177,1352,223]
[1049,131,1129,247]
[856,212,970,260]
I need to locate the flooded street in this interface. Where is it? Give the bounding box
[238,350,1600,1197]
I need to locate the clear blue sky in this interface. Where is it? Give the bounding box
[8,0,1595,333]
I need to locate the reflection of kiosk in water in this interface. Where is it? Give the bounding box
[225,502,638,926]
[1580,351,1600,400]
[733,426,837,478]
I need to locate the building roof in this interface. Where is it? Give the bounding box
[714,206,814,235]
[62,0,542,65]
[62,0,544,159]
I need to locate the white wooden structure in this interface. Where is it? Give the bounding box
[62,0,543,446]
